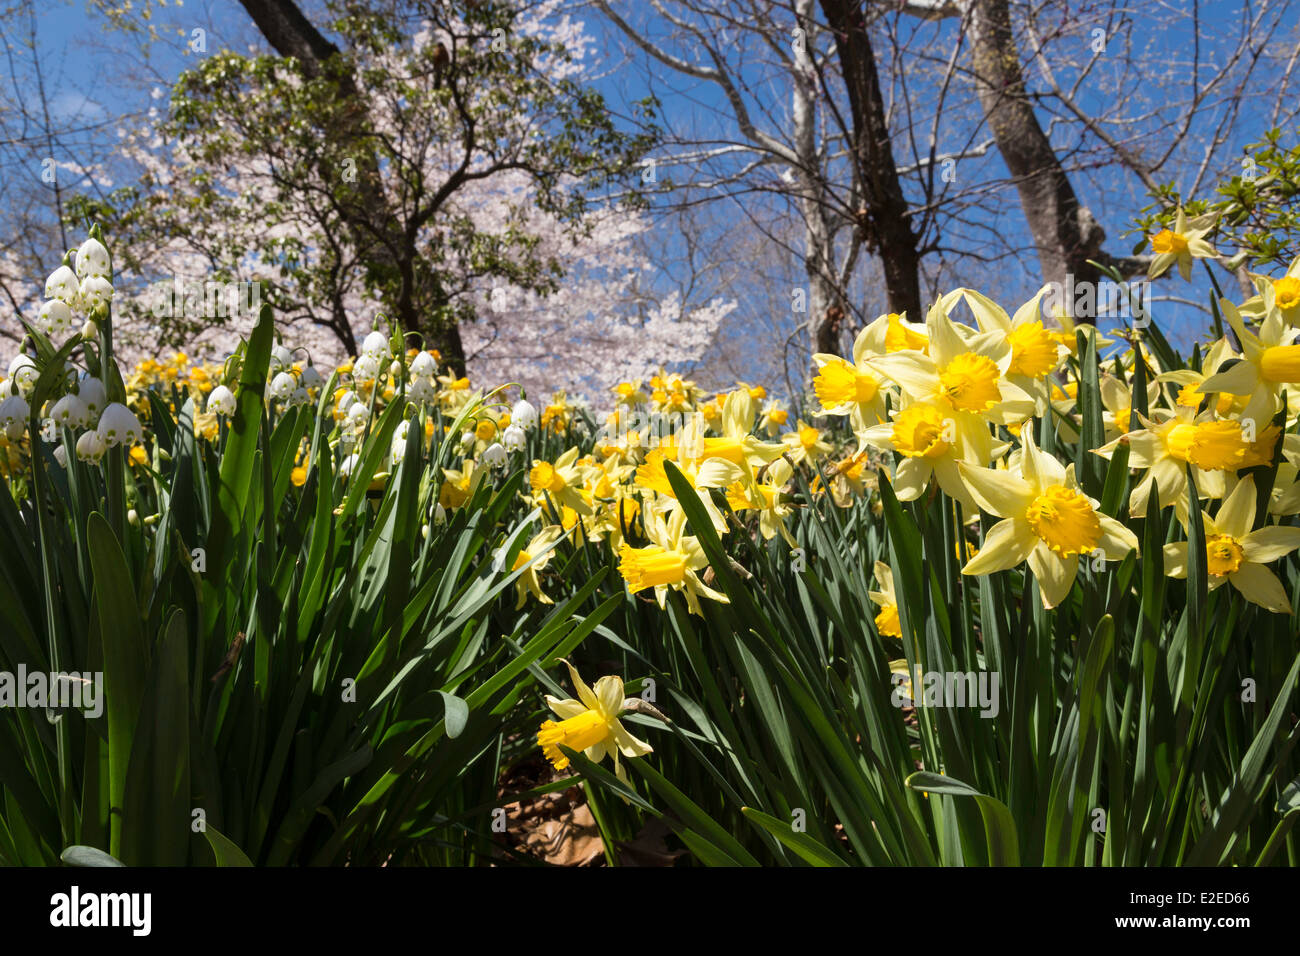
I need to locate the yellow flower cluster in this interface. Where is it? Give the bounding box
[815,276,1300,614]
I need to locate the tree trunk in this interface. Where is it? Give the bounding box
[821,0,923,329]
[966,0,1106,290]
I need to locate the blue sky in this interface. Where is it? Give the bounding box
[12,0,1297,390]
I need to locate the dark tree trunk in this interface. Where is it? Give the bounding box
[967,0,1106,289]
[821,0,923,333]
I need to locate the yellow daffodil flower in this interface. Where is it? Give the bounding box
[960,430,1139,608]
[1162,476,1300,613]
[538,659,653,783]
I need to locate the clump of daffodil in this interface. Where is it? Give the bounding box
[1147,209,1218,281]
[617,498,728,615]
[537,660,653,782]
[944,287,1068,411]
[959,429,1139,608]
[1162,475,1300,613]
[866,299,1036,457]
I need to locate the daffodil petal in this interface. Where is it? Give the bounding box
[1241,525,1300,563]
[958,462,1035,518]
[962,518,1037,574]
[1229,563,1292,613]
[1029,541,1077,609]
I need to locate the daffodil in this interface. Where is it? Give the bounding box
[1162,476,1300,613]
[724,457,798,546]
[959,430,1139,608]
[782,419,833,465]
[866,299,1036,456]
[758,399,789,436]
[811,320,891,435]
[1095,406,1248,515]
[858,399,999,510]
[868,561,902,637]
[1196,299,1300,426]
[1147,209,1218,281]
[617,499,728,615]
[537,660,653,782]
[508,525,566,608]
[528,447,594,517]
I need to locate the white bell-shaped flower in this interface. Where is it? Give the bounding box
[511,399,538,430]
[78,376,107,418]
[38,299,75,337]
[78,275,114,311]
[8,354,38,394]
[76,429,107,462]
[409,351,436,377]
[96,403,143,446]
[353,354,381,382]
[407,377,436,404]
[0,394,30,440]
[361,330,389,360]
[270,345,293,374]
[45,265,79,304]
[75,237,111,278]
[268,371,297,401]
[50,393,89,428]
[502,423,526,451]
[206,385,236,416]
[482,442,507,468]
